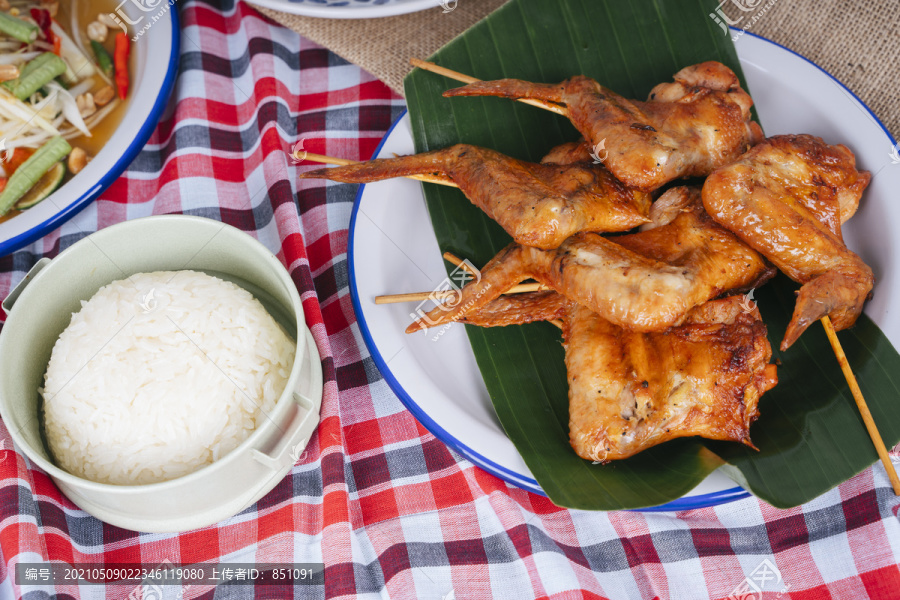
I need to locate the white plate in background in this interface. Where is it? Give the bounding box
[247,0,441,19]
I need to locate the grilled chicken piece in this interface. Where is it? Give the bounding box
[298,143,651,250]
[566,296,776,461]
[540,140,593,165]
[640,183,703,231]
[408,187,773,334]
[459,293,777,461]
[443,62,763,192]
[458,290,568,328]
[702,134,873,350]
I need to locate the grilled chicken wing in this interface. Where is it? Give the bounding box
[540,140,593,165]
[565,296,776,461]
[458,291,568,328]
[298,143,651,250]
[443,62,762,192]
[460,292,777,461]
[408,188,773,333]
[702,134,873,350]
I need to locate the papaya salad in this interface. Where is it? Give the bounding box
[0,1,131,219]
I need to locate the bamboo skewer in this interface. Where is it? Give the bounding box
[300,152,458,188]
[409,58,568,116]
[821,316,900,494]
[300,153,360,167]
[408,58,481,84]
[441,251,480,278]
[374,281,547,304]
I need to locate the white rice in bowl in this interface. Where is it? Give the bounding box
[41,270,296,485]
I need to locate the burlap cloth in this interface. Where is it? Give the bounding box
[252,0,899,140]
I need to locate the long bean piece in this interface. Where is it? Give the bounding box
[0,12,38,44]
[4,52,67,100]
[0,136,71,215]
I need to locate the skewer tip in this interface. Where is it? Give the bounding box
[821,316,900,496]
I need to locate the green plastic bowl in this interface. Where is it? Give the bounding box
[0,215,322,532]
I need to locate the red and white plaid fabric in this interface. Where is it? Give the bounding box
[0,1,898,598]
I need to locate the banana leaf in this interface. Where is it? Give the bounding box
[402,0,900,510]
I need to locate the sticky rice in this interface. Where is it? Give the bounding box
[41,270,295,485]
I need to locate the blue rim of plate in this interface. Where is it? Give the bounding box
[347,28,896,512]
[0,8,181,257]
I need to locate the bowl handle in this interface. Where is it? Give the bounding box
[250,392,321,471]
[3,258,51,313]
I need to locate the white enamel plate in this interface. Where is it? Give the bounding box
[247,0,441,19]
[348,32,900,510]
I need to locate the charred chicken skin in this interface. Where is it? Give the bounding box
[443,61,763,192]
[459,292,777,461]
[565,296,775,461]
[409,187,773,334]
[298,143,651,250]
[702,134,873,350]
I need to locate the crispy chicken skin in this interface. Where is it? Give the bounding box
[702,134,873,350]
[443,62,763,192]
[407,188,774,334]
[565,296,776,461]
[298,143,651,250]
[459,293,777,461]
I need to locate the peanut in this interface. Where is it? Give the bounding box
[87,21,108,43]
[0,64,19,83]
[93,85,115,107]
[68,148,89,175]
[76,93,97,118]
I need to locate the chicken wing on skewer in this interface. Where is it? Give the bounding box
[460,292,777,461]
[702,134,873,350]
[298,143,651,250]
[408,187,774,333]
[458,290,568,328]
[443,62,763,192]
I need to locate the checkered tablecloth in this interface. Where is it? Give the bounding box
[0,1,898,599]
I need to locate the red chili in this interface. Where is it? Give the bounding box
[5,148,35,175]
[114,32,130,100]
[29,9,57,52]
